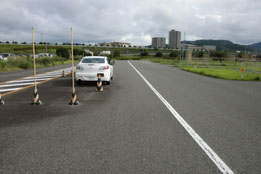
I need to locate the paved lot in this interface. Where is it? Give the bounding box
[0,60,260,173]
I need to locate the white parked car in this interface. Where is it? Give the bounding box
[75,56,114,85]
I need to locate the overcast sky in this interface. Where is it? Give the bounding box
[0,0,260,45]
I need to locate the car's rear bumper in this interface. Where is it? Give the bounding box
[75,71,111,81]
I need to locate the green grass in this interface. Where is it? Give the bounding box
[113,56,142,60]
[182,67,261,81]
[0,56,78,73]
[0,44,69,54]
[146,57,261,81]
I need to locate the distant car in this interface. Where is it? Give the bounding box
[75,56,114,85]
[0,53,15,61]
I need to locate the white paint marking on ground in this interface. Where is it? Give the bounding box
[24,75,58,79]
[0,87,22,92]
[0,67,72,94]
[0,82,35,88]
[5,78,52,83]
[128,61,234,174]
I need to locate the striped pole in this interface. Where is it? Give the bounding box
[69,27,79,105]
[0,93,5,105]
[31,28,42,105]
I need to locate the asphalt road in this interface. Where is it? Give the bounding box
[0,60,260,173]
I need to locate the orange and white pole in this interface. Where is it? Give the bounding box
[31,28,42,105]
[69,27,79,105]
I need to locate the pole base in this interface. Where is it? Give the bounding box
[0,100,5,105]
[69,100,79,105]
[31,100,42,105]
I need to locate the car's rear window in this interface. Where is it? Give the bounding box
[81,58,105,63]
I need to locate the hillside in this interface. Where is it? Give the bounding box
[182,40,253,51]
[248,42,261,51]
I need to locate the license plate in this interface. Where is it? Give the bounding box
[86,76,95,79]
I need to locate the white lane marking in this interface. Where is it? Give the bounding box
[0,87,22,92]
[128,61,234,174]
[0,82,35,88]
[0,67,72,94]
[23,75,58,79]
[5,78,52,83]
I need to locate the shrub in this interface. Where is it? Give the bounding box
[56,48,70,59]
[85,53,93,56]
[36,57,53,66]
[18,61,33,69]
[73,49,79,56]
[113,50,120,57]
[78,50,85,56]
[140,52,149,56]
[169,51,179,58]
[155,52,163,57]
[0,60,7,69]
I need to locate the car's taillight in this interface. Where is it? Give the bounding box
[76,65,84,70]
[99,66,109,70]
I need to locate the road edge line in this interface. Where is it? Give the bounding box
[128,61,234,174]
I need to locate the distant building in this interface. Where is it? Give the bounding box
[99,42,131,47]
[183,44,203,51]
[152,37,166,48]
[99,42,112,47]
[169,29,181,49]
[183,44,216,51]
[176,31,181,49]
[202,45,216,51]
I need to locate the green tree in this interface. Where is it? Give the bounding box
[56,48,70,59]
[73,49,79,56]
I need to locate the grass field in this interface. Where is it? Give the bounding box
[182,67,261,81]
[0,56,80,73]
[148,57,261,81]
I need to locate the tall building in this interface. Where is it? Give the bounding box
[169,29,181,49]
[169,29,176,49]
[152,37,166,48]
[176,31,181,49]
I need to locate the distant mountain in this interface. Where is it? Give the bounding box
[248,42,261,51]
[182,39,253,51]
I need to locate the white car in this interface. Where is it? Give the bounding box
[75,56,114,85]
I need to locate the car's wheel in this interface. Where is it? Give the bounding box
[76,80,82,85]
[105,80,111,85]
[111,76,113,80]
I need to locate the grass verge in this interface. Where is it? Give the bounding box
[0,56,80,73]
[183,67,261,81]
[147,57,261,81]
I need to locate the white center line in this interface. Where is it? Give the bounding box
[128,61,234,174]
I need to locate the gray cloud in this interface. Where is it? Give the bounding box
[0,0,261,45]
